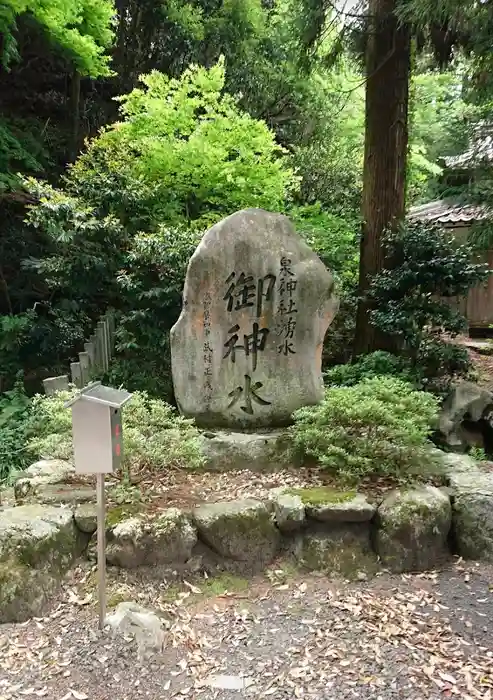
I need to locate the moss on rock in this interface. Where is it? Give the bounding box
[287,487,356,505]
[286,487,375,523]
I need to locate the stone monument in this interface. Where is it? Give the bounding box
[170,208,338,429]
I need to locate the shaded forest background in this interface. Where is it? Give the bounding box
[2,0,493,403]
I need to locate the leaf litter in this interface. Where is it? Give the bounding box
[0,561,492,699]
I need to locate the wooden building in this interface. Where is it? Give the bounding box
[408,133,493,332]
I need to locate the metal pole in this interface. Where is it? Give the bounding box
[96,473,106,630]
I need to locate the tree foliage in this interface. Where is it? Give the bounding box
[369,221,490,391]
[0,0,115,75]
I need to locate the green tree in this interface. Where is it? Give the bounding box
[0,0,114,75]
[23,62,296,397]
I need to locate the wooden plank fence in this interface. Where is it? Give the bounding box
[42,311,116,395]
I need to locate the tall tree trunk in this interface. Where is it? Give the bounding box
[353,0,411,356]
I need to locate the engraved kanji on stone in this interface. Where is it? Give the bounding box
[278,338,296,356]
[227,374,271,415]
[280,256,295,277]
[279,277,298,296]
[278,298,298,315]
[224,272,276,316]
[277,316,297,339]
[223,322,269,371]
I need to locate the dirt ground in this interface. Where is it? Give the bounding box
[1,559,492,700]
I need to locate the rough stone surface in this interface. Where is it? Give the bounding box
[268,488,305,532]
[15,482,95,506]
[13,459,94,507]
[199,429,299,471]
[438,381,493,451]
[299,489,376,523]
[106,602,167,660]
[193,498,280,568]
[293,524,378,578]
[105,508,197,568]
[374,486,452,573]
[0,504,79,622]
[19,459,75,485]
[449,470,493,561]
[74,502,98,534]
[170,209,338,429]
[430,449,478,478]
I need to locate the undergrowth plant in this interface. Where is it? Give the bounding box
[0,376,33,482]
[27,389,205,473]
[290,376,440,482]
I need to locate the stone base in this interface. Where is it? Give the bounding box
[292,524,379,579]
[6,449,493,623]
[198,429,300,472]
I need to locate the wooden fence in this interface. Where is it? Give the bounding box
[42,311,116,395]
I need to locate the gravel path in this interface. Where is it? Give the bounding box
[1,560,493,700]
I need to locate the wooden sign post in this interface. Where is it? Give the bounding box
[65,382,132,629]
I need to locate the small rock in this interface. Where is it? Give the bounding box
[438,381,493,451]
[19,459,74,485]
[16,483,95,506]
[74,503,98,534]
[374,486,452,573]
[449,470,493,561]
[194,498,280,569]
[269,488,305,532]
[106,602,167,660]
[294,524,378,579]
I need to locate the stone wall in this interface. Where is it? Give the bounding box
[2,451,493,623]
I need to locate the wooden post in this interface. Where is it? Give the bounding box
[96,473,106,630]
[104,318,111,366]
[107,312,116,355]
[96,321,107,373]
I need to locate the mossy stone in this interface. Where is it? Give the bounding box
[374,486,452,573]
[105,508,197,568]
[294,524,378,579]
[450,471,493,561]
[0,504,79,622]
[193,498,280,570]
[288,487,375,523]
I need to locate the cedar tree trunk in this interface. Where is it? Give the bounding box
[353,0,411,356]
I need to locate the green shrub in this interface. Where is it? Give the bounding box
[0,378,33,482]
[27,389,204,472]
[369,221,490,391]
[105,226,199,399]
[290,376,440,482]
[324,351,417,387]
